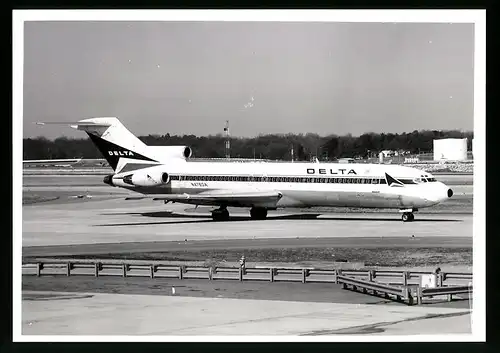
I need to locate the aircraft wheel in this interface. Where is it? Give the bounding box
[402,212,414,222]
[250,207,268,220]
[212,208,230,221]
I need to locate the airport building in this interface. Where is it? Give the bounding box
[433,138,468,161]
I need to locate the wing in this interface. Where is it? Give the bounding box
[135,190,283,208]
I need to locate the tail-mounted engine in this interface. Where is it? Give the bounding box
[148,146,193,161]
[122,171,170,187]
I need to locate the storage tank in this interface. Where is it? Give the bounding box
[433,138,468,161]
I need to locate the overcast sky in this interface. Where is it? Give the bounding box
[23,21,474,139]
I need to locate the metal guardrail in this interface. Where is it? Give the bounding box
[22,259,472,305]
[336,274,413,304]
[335,270,472,306]
[417,285,473,305]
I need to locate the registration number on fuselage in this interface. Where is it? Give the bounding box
[191,182,208,187]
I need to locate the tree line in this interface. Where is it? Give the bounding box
[23,130,474,161]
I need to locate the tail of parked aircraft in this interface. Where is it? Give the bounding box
[37,117,192,173]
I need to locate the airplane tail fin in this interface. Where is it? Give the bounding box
[37,117,159,172]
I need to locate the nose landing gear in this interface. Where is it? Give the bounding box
[399,208,417,222]
[402,212,415,222]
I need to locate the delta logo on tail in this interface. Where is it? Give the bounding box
[385,173,404,187]
[86,132,158,170]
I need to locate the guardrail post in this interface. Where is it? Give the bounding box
[36,263,42,277]
[417,286,422,305]
[372,270,377,280]
[150,265,154,278]
[122,264,127,277]
[402,271,408,286]
[368,270,373,282]
[447,294,453,302]
[178,266,183,280]
[94,263,99,277]
[239,267,243,281]
[337,269,342,284]
[333,269,337,284]
[302,269,307,283]
[66,262,71,276]
[208,267,213,281]
[270,268,274,282]
[407,288,414,306]
[438,273,444,287]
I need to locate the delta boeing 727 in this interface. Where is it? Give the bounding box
[38,117,454,222]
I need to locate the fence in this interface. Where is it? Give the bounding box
[23,259,472,305]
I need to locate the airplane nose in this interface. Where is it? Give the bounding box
[448,188,453,198]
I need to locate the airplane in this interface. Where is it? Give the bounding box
[37,117,454,222]
[23,158,82,167]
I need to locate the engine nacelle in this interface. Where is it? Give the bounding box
[149,146,193,161]
[124,171,170,187]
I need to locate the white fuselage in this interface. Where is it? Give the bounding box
[110,160,452,210]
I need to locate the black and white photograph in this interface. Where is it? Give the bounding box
[13,9,485,341]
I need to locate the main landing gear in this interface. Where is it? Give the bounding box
[211,207,269,221]
[211,207,230,221]
[250,207,268,220]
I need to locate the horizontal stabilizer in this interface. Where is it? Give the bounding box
[36,121,112,129]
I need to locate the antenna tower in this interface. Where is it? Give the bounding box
[224,120,230,159]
